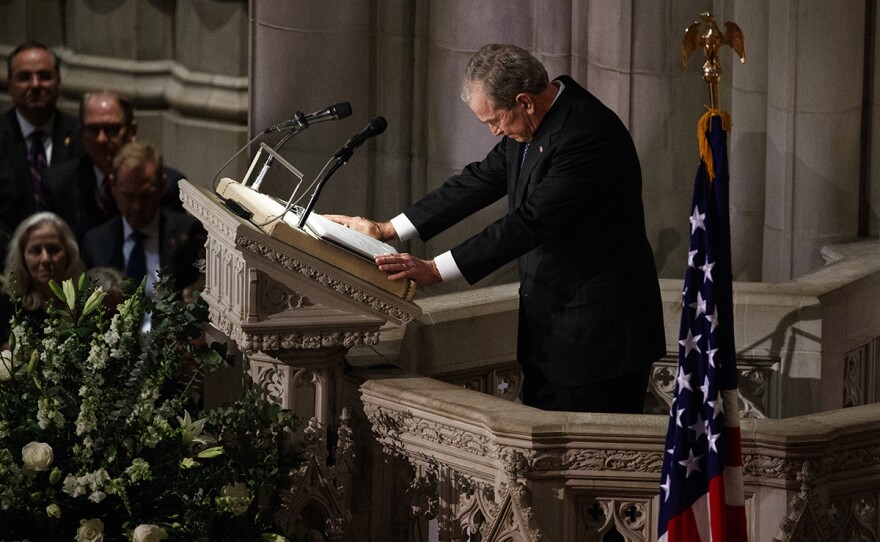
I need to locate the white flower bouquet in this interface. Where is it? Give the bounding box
[0,275,298,541]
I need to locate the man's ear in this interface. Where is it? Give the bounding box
[129,120,138,140]
[515,92,534,112]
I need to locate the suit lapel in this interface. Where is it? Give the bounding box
[2,109,32,208]
[50,113,78,165]
[513,80,573,208]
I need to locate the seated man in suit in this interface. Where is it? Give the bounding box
[0,42,83,257]
[43,90,185,245]
[81,140,199,301]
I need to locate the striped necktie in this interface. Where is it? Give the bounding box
[28,130,47,211]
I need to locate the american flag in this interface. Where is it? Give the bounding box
[658,110,748,541]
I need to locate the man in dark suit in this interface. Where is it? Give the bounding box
[43,90,185,245]
[0,43,82,256]
[81,140,198,299]
[330,44,665,413]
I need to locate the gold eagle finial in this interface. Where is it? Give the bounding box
[682,12,745,108]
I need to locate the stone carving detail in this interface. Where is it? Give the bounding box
[744,442,880,487]
[479,480,543,542]
[277,412,355,541]
[365,403,671,479]
[845,344,867,408]
[365,404,500,462]
[772,462,833,542]
[364,392,880,542]
[649,358,775,418]
[437,362,523,403]
[561,449,664,474]
[208,305,246,346]
[581,497,650,542]
[743,454,805,481]
[254,363,286,404]
[237,237,414,323]
[494,367,523,401]
[259,278,312,314]
[456,484,497,539]
[181,191,237,240]
[207,303,378,354]
[772,460,880,542]
[478,450,542,541]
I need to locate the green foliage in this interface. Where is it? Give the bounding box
[0,275,299,541]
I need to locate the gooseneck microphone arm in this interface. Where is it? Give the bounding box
[252,103,353,191]
[297,116,388,228]
[296,156,348,229]
[251,112,307,191]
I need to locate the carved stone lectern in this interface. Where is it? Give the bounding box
[179,179,420,425]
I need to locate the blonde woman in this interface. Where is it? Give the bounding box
[0,212,84,347]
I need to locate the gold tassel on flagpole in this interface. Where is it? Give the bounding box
[697,108,732,182]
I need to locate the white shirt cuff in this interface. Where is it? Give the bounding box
[390,213,418,241]
[434,251,463,282]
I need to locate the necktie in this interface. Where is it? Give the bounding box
[521,142,530,167]
[98,179,115,215]
[126,231,148,286]
[28,131,47,211]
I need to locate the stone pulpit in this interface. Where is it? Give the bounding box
[179,179,420,425]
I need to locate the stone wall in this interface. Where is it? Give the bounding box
[0,0,249,189]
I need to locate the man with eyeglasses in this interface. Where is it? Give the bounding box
[42,90,185,244]
[0,43,83,257]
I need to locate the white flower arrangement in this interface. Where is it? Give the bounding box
[0,275,300,540]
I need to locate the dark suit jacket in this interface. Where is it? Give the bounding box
[0,108,82,255]
[405,76,665,386]
[43,154,185,245]
[81,209,199,291]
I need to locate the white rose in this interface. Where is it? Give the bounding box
[21,441,54,471]
[0,349,16,380]
[133,524,168,542]
[221,481,251,516]
[76,518,104,542]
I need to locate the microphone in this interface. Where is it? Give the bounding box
[297,116,389,228]
[266,102,353,133]
[334,116,387,158]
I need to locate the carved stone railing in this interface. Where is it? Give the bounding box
[359,376,880,542]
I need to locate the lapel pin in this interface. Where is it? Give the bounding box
[539,145,544,153]
[64,136,71,146]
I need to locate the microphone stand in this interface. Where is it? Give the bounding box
[251,112,308,191]
[297,150,352,228]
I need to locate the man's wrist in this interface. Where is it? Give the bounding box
[378,221,397,242]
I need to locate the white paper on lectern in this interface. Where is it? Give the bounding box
[282,210,398,259]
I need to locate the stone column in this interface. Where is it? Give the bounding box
[870,5,880,236]
[588,1,709,280]
[728,1,770,281]
[248,1,377,214]
[166,1,249,187]
[762,0,866,281]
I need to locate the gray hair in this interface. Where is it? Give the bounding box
[460,44,549,110]
[3,212,85,311]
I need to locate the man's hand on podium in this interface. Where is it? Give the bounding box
[324,215,396,242]
[375,253,442,287]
